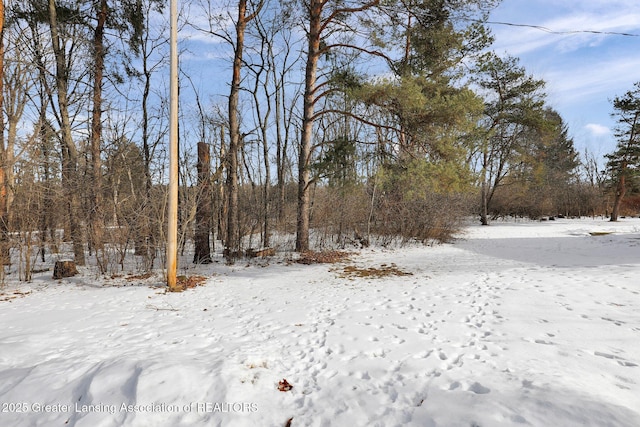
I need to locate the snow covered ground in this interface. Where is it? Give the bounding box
[1,217,639,427]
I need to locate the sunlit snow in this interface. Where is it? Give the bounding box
[1,218,639,426]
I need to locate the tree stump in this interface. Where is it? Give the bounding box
[53,260,78,279]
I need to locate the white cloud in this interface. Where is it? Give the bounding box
[585,123,610,136]
[487,1,640,155]
[541,54,640,108]
[489,2,640,56]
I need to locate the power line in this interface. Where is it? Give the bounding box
[484,20,640,37]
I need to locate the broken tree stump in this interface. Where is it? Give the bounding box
[53,260,78,280]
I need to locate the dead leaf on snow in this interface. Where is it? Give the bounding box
[168,275,209,292]
[296,250,351,264]
[337,263,413,279]
[278,379,293,392]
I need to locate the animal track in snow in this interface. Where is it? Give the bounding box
[593,351,638,367]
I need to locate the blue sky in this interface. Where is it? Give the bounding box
[487,0,640,159]
[177,0,640,162]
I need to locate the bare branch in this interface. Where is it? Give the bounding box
[311,108,403,135]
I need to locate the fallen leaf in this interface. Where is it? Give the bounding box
[278,379,293,392]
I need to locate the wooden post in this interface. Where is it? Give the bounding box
[166,0,179,290]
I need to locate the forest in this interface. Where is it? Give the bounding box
[0,0,639,281]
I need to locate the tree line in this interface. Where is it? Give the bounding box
[0,0,636,279]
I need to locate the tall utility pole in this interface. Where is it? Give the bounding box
[166,0,179,289]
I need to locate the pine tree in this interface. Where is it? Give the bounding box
[512,108,579,218]
[473,53,547,224]
[606,82,640,221]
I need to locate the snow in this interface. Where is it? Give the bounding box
[1,217,639,427]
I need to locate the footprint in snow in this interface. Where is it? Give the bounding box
[510,414,528,424]
[594,351,638,367]
[521,379,534,389]
[467,381,491,394]
[444,354,464,370]
[601,317,625,326]
[353,371,370,380]
[413,350,433,359]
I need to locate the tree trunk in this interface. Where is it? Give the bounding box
[479,148,489,225]
[218,127,227,243]
[275,67,286,225]
[90,0,107,271]
[135,20,155,264]
[39,128,56,262]
[0,0,9,269]
[194,142,212,263]
[480,184,489,225]
[610,173,626,222]
[0,169,8,267]
[261,130,271,248]
[48,0,85,265]
[250,38,272,249]
[225,0,249,262]
[296,0,322,252]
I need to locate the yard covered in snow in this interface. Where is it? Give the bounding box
[1,217,639,426]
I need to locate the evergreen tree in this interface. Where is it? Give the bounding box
[606,82,640,221]
[359,0,494,160]
[507,108,579,218]
[472,53,547,224]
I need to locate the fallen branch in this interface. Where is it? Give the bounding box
[145,304,179,312]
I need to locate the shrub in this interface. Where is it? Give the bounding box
[371,159,473,243]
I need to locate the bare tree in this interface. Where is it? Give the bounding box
[88,0,107,271]
[131,0,168,266]
[3,23,38,221]
[246,16,275,248]
[47,0,87,265]
[224,0,264,261]
[266,20,301,227]
[244,8,303,247]
[296,0,380,251]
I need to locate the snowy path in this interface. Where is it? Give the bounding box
[1,218,639,426]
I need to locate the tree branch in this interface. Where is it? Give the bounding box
[311,108,403,136]
[320,0,379,34]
